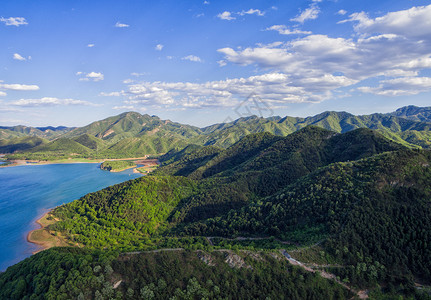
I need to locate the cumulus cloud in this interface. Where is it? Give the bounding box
[87,44,95,47]
[291,4,320,23]
[218,8,265,20]
[121,72,346,111]
[358,77,431,96]
[118,4,431,110]
[266,25,311,35]
[86,72,104,81]
[155,44,164,51]
[0,83,39,91]
[13,53,26,61]
[115,22,129,28]
[182,55,202,62]
[217,11,235,20]
[0,17,27,26]
[339,4,431,39]
[338,10,347,16]
[10,97,98,107]
[76,71,104,82]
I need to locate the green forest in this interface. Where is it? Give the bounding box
[1,108,431,299]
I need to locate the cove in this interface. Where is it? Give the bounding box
[0,163,141,271]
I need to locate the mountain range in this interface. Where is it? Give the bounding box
[1,105,431,160]
[1,116,431,298]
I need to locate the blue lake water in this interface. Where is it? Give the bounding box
[0,163,141,271]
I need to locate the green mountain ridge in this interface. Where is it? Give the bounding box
[1,106,431,159]
[1,125,431,299]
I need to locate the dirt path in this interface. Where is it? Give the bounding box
[206,236,295,245]
[281,249,368,299]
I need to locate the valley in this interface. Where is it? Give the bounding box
[1,107,431,299]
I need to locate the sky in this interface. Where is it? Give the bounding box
[1,0,431,127]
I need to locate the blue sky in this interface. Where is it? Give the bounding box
[1,0,431,127]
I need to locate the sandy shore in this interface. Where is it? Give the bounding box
[27,210,68,254]
[1,156,153,169]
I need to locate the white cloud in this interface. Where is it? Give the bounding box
[217,60,227,67]
[217,11,235,20]
[87,44,95,47]
[131,72,147,77]
[239,9,265,16]
[0,83,39,91]
[155,44,164,51]
[87,72,104,81]
[218,8,265,20]
[100,91,123,97]
[203,1,210,4]
[13,53,26,61]
[113,105,136,110]
[358,77,431,96]
[266,25,311,35]
[10,97,98,107]
[122,72,346,111]
[0,91,6,97]
[338,10,347,15]
[291,4,320,23]
[182,55,202,62]
[118,4,431,110]
[115,22,129,28]
[340,4,431,39]
[76,71,104,82]
[0,17,27,26]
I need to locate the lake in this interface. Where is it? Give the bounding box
[0,163,141,271]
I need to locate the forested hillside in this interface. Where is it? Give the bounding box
[1,118,431,299]
[0,248,353,299]
[2,106,431,160]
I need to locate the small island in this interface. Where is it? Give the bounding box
[101,158,160,173]
[100,160,136,172]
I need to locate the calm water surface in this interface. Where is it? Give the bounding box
[0,163,140,271]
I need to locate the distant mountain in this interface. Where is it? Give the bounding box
[388,105,431,122]
[1,106,431,158]
[0,125,73,140]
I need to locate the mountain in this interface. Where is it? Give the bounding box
[0,125,73,139]
[0,136,47,153]
[388,105,431,122]
[1,126,431,298]
[190,149,431,288]
[0,248,352,299]
[2,106,431,160]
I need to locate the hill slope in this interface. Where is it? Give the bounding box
[2,106,431,159]
[2,127,431,298]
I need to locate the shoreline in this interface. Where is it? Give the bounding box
[0,156,152,169]
[26,210,69,254]
[26,211,52,254]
